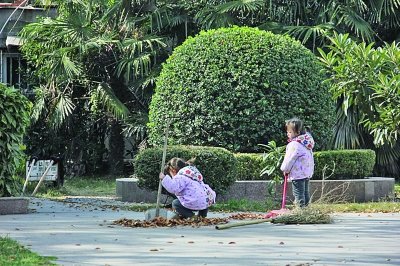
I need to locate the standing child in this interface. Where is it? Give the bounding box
[159,157,216,219]
[280,117,315,207]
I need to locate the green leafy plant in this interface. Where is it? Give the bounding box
[259,140,285,195]
[318,33,400,177]
[0,84,32,197]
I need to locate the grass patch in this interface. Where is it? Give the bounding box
[24,176,118,198]
[211,198,280,212]
[315,202,400,213]
[0,236,56,265]
[62,176,116,196]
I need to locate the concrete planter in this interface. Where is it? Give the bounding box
[0,197,30,215]
[116,177,395,204]
[218,177,395,203]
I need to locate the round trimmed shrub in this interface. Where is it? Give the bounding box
[148,26,334,152]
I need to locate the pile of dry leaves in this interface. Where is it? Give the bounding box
[114,212,265,228]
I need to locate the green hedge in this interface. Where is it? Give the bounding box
[234,149,376,180]
[134,145,237,194]
[0,84,31,197]
[313,149,376,180]
[235,153,266,181]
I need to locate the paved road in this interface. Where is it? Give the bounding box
[1,198,399,266]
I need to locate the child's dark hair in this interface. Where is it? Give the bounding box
[285,117,306,135]
[163,157,195,174]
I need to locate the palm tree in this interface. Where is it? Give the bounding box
[20,0,168,174]
[192,0,400,51]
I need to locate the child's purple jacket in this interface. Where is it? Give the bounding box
[162,166,216,210]
[280,133,315,181]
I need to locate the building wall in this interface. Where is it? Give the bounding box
[0,4,56,88]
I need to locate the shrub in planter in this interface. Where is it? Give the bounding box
[134,145,237,195]
[235,153,266,181]
[148,26,335,152]
[235,149,375,180]
[0,84,32,196]
[313,149,376,180]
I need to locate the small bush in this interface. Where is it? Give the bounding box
[0,84,31,197]
[134,145,237,194]
[313,149,376,180]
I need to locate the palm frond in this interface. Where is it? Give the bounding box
[338,6,375,42]
[284,23,336,51]
[90,82,130,121]
[195,6,237,29]
[122,111,149,141]
[216,0,264,13]
[50,91,75,128]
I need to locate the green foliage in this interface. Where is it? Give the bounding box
[134,145,237,194]
[149,26,334,152]
[0,236,57,265]
[318,33,400,177]
[259,140,286,195]
[234,149,375,181]
[0,84,31,197]
[313,149,376,180]
[259,140,285,180]
[319,33,400,146]
[234,153,265,181]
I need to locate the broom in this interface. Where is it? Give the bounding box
[215,173,290,230]
[264,173,290,219]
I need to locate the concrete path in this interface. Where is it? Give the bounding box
[0,198,399,266]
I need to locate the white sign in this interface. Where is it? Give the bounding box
[26,160,58,181]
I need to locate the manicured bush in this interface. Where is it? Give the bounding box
[234,153,266,181]
[134,145,237,194]
[0,84,31,197]
[234,149,375,180]
[148,26,335,152]
[313,149,376,180]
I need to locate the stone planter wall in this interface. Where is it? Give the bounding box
[116,177,395,204]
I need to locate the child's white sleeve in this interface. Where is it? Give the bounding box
[280,142,300,173]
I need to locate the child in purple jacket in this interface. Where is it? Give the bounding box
[159,158,216,219]
[280,118,315,207]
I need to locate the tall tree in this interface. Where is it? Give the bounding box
[20,0,168,174]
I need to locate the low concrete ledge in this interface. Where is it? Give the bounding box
[0,197,30,215]
[116,177,395,203]
[116,178,169,203]
[218,177,395,203]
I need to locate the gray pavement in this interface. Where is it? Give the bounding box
[1,197,400,266]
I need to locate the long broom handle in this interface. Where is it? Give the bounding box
[215,219,271,230]
[155,123,169,217]
[21,158,36,196]
[31,160,54,196]
[281,173,288,209]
